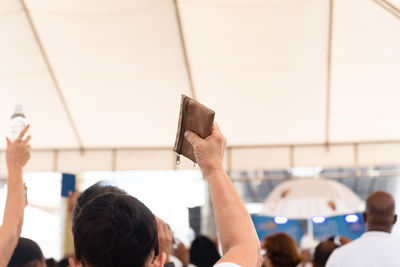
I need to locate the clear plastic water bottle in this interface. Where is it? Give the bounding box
[9,105,28,141]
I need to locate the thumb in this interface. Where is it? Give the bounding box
[184,130,201,146]
[6,137,11,147]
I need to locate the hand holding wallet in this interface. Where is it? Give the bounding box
[173,95,215,163]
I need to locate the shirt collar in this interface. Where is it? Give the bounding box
[362,231,392,238]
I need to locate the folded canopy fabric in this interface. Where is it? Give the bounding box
[0,0,399,174]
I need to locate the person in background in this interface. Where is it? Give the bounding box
[8,237,46,267]
[171,240,191,267]
[326,191,400,267]
[262,232,302,267]
[68,122,261,267]
[189,235,220,267]
[71,182,126,222]
[71,182,176,267]
[45,258,57,267]
[0,125,31,267]
[313,236,350,267]
[57,258,70,267]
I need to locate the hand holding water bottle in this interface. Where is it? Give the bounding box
[6,125,31,173]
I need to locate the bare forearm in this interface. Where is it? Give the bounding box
[4,169,25,228]
[184,124,261,266]
[0,169,25,264]
[205,169,259,254]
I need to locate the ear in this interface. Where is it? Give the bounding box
[69,257,83,267]
[362,212,367,224]
[152,252,167,267]
[393,214,397,225]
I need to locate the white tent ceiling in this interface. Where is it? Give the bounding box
[0,0,399,174]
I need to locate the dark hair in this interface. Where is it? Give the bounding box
[8,237,44,267]
[314,239,339,267]
[73,192,159,267]
[264,233,301,267]
[72,182,126,223]
[189,235,221,267]
[45,258,57,267]
[57,258,70,267]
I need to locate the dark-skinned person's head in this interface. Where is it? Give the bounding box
[262,232,301,267]
[8,237,46,267]
[69,192,165,267]
[189,235,221,267]
[363,190,397,233]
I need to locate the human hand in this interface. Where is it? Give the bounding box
[173,240,189,266]
[67,191,80,214]
[184,122,227,176]
[156,216,173,262]
[6,125,31,173]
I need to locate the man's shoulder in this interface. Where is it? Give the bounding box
[327,232,400,267]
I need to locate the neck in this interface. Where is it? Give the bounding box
[366,226,391,233]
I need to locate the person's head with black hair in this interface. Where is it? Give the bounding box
[313,236,351,267]
[72,181,126,223]
[189,235,221,267]
[313,239,338,267]
[69,192,165,267]
[57,258,70,267]
[8,237,46,267]
[45,258,57,267]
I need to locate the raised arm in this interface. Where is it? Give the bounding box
[0,125,31,267]
[185,123,261,267]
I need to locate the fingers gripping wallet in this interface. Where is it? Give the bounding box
[173,95,215,164]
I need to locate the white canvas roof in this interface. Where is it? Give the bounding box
[0,0,399,174]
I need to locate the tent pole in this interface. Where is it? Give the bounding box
[172,0,197,100]
[325,0,334,151]
[20,0,84,150]
[372,0,400,20]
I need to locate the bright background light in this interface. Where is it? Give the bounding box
[274,216,288,224]
[345,214,359,223]
[312,216,326,224]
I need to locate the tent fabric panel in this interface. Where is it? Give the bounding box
[0,0,22,13]
[24,0,191,148]
[180,0,328,145]
[57,150,113,173]
[330,0,400,142]
[24,151,55,173]
[359,143,400,166]
[0,8,79,149]
[116,150,174,170]
[293,145,354,168]
[230,147,290,171]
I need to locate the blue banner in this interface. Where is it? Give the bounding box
[252,214,365,244]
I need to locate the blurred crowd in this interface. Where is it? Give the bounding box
[1,124,400,267]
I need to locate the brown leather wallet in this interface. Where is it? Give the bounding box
[173,95,215,164]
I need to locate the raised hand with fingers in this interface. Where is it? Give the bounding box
[6,124,31,172]
[184,122,227,176]
[156,216,173,263]
[0,124,32,267]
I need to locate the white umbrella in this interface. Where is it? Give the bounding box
[259,178,363,219]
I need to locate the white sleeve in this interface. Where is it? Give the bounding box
[214,263,241,267]
[325,249,340,267]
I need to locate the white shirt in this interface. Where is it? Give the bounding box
[326,231,400,267]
